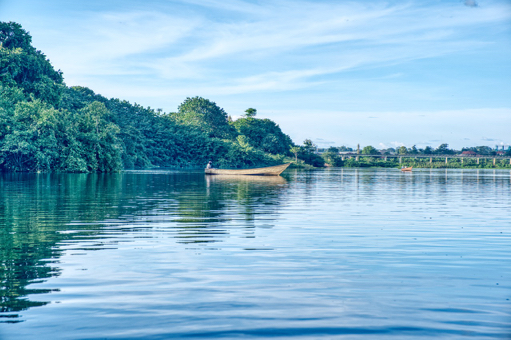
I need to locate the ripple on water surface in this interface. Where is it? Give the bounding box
[0,169,510,339]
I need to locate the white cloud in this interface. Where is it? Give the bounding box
[38,0,511,90]
[3,0,510,148]
[42,11,200,80]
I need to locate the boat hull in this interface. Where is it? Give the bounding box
[205,163,291,176]
[401,167,413,172]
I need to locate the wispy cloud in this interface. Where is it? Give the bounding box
[38,0,511,91]
[4,0,510,147]
[42,10,200,78]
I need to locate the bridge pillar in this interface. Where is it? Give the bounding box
[477,158,480,164]
[399,157,402,164]
[356,156,359,161]
[493,158,496,166]
[445,157,448,164]
[461,158,464,164]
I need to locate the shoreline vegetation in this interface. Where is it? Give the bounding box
[1,22,510,173]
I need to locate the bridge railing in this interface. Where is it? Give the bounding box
[338,154,511,165]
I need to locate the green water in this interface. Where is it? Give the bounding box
[0,169,510,339]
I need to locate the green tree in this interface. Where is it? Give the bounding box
[0,21,34,51]
[303,139,315,153]
[0,22,300,172]
[232,116,293,155]
[298,139,324,166]
[422,146,433,154]
[74,102,123,172]
[0,100,62,171]
[0,22,64,106]
[362,145,378,155]
[322,147,343,167]
[176,96,236,139]
[290,146,300,162]
[397,146,408,155]
[435,143,455,155]
[244,108,257,118]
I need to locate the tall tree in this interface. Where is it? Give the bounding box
[362,145,378,155]
[0,22,64,105]
[244,108,257,118]
[0,100,61,171]
[0,22,34,51]
[435,143,455,155]
[290,146,299,162]
[297,139,323,166]
[322,147,343,166]
[176,97,236,139]
[232,116,293,155]
[74,102,123,172]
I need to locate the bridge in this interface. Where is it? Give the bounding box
[339,154,511,166]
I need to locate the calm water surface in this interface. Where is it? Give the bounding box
[0,168,510,339]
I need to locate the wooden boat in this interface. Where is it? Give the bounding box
[205,163,291,176]
[400,166,413,172]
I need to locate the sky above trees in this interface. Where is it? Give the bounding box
[1,0,510,149]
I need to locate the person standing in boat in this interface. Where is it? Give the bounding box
[206,161,213,169]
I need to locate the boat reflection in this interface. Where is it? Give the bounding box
[206,174,287,185]
[172,174,289,244]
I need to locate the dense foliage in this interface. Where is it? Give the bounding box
[174,96,237,140]
[231,112,293,156]
[0,22,292,172]
[321,147,344,167]
[2,22,507,172]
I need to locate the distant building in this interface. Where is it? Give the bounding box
[461,151,477,156]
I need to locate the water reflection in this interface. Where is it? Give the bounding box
[171,175,288,243]
[0,173,125,320]
[0,171,289,319]
[1,169,510,327]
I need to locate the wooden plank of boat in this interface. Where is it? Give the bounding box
[205,163,291,176]
[401,166,413,172]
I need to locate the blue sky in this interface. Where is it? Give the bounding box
[1,0,510,149]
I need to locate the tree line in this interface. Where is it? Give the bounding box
[377,144,511,156]
[1,22,508,172]
[0,22,295,172]
[317,144,510,157]
[315,143,511,169]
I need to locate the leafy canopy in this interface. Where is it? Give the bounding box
[232,115,293,155]
[0,22,294,172]
[176,96,236,139]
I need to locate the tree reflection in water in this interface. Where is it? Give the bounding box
[0,171,289,321]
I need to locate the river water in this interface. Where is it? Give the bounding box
[0,168,510,339]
